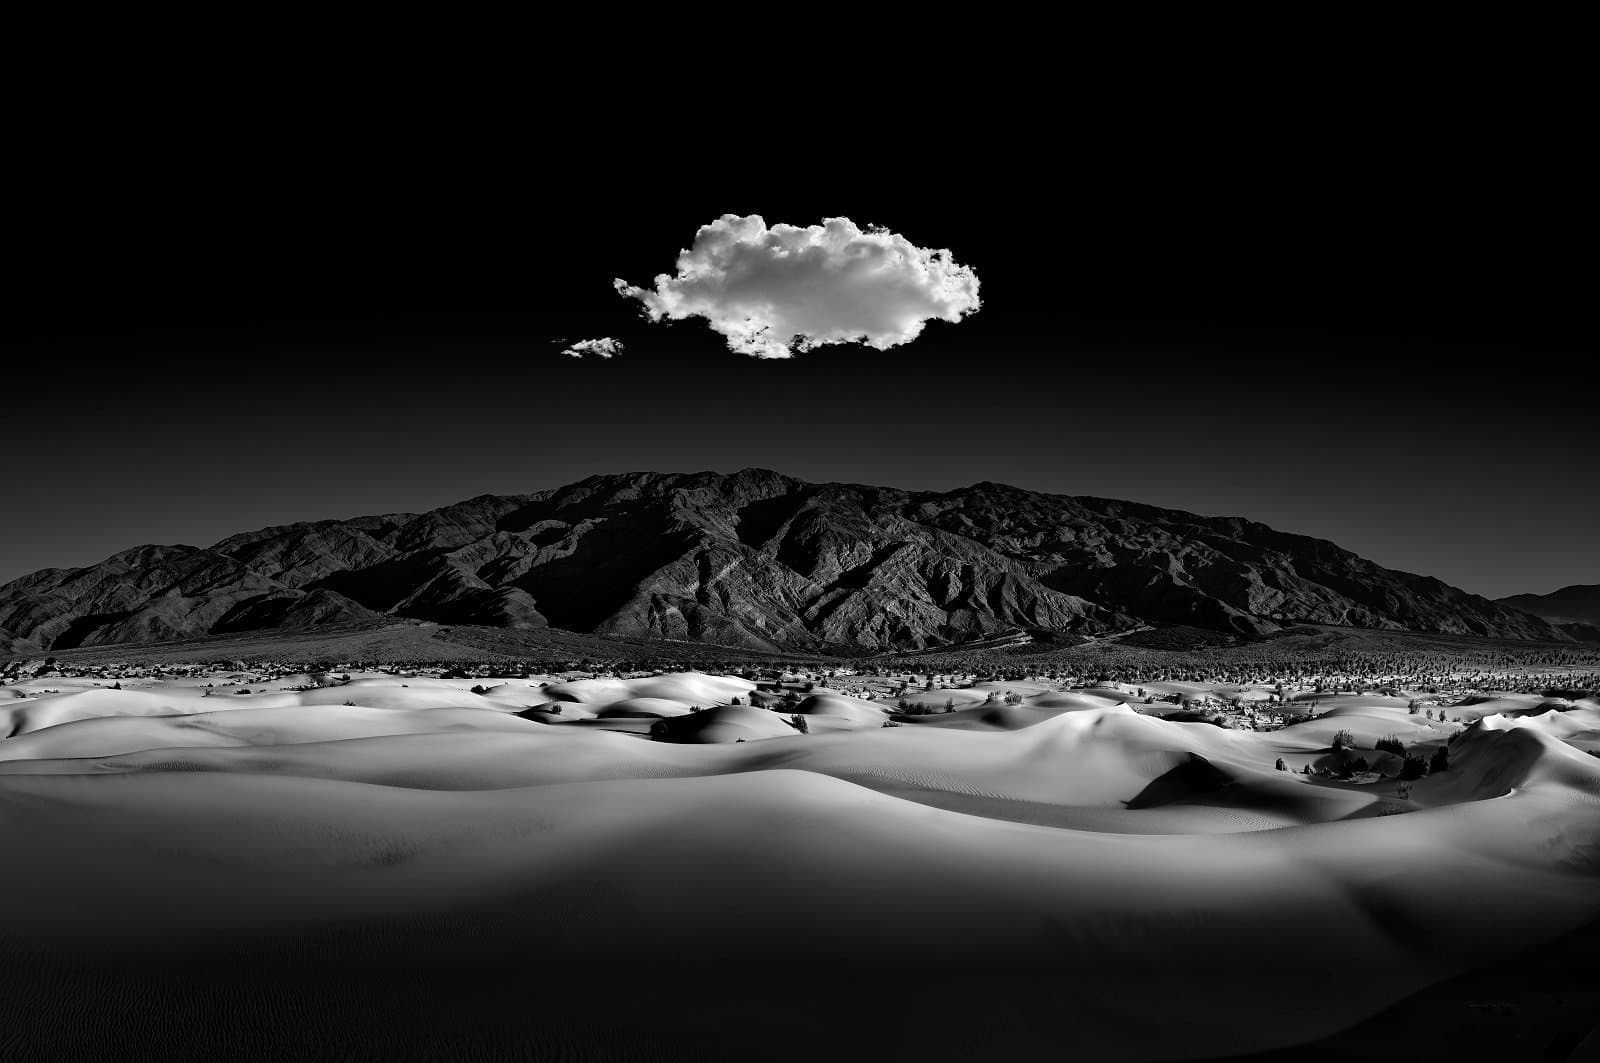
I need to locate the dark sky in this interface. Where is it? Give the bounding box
[5,85,1592,601]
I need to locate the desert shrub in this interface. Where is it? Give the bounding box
[1429,746,1450,774]
[788,714,808,734]
[470,685,490,696]
[1399,754,1428,780]
[1275,758,1288,771]
[1375,735,1407,757]
[1331,729,1356,752]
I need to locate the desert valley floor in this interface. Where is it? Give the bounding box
[2,660,1598,1061]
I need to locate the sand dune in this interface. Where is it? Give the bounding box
[540,672,756,706]
[2,670,1597,1061]
[647,703,805,743]
[1025,689,1129,711]
[3,685,214,734]
[593,696,697,718]
[1279,703,1454,748]
[0,704,540,763]
[790,691,891,725]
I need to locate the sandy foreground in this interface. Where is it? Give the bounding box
[2,671,1598,1062]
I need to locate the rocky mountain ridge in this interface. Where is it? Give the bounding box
[0,469,1570,653]
[1495,584,1600,643]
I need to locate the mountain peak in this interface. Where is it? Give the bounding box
[961,480,1034,494]
[1496,584,1600,629]
[0,471,1572,652]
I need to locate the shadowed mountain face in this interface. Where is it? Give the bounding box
[0,469,1571,652]
[1496,585,1600,644]
[1496,585,1600,626]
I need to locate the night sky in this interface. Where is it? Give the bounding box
[6,96,1591,601]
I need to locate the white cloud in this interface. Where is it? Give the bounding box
[613,215,981,359]
[559,337,624,358]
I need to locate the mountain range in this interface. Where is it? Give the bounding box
[1494,584,1600,642]
[0,469,1575,654]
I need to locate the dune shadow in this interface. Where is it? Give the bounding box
[1123,752,1233,809]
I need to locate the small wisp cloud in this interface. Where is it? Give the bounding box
[559,337,624,359]
[614,215,981,359]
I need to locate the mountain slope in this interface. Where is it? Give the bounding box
[1496,585,1600,626]
[0,469,1570,652]
[1496,584,1600,644]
